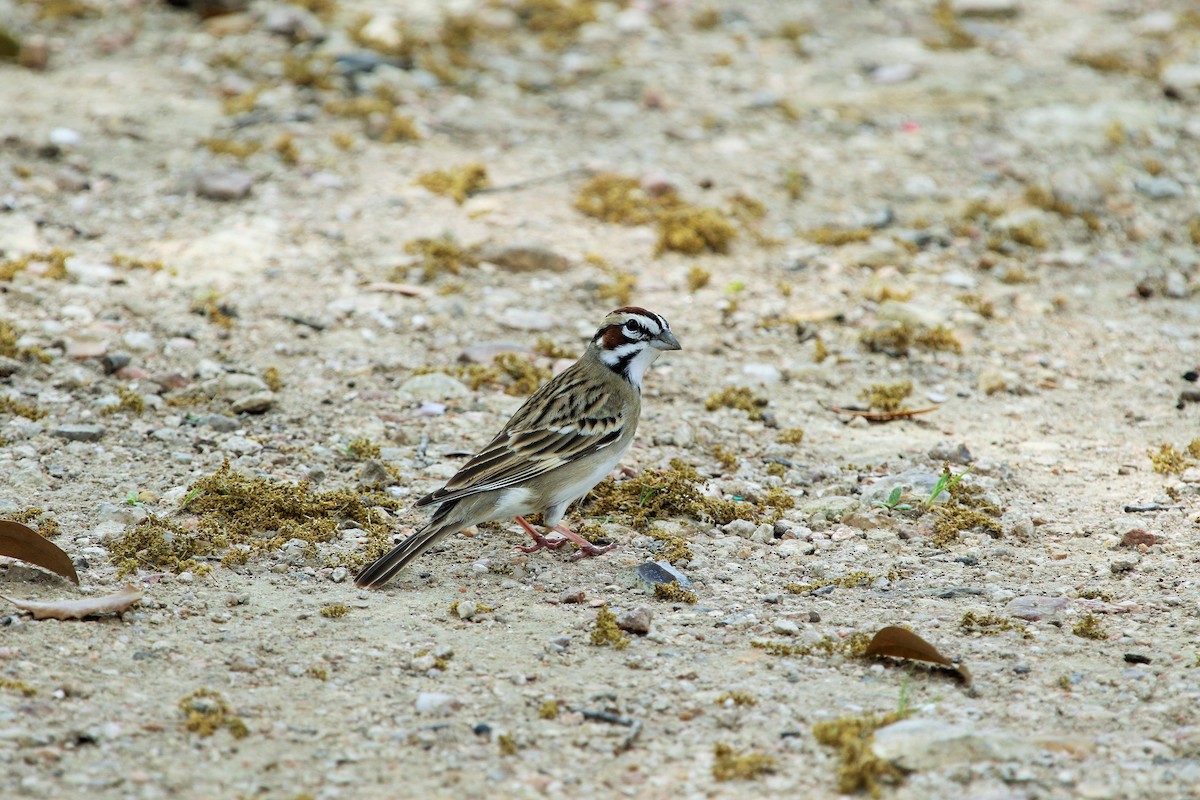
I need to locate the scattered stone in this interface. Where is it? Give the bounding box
[200,414,239,432]
[772,619,801,636]
[48,127,81,147]
[1134,176,1184,200]
[52,424,105,442]
[398,373,471,402]
[558,587,585,604]
[357,459,391,487]
[1162,63,1200,99]
[1006,595,1068,622]
[415,692,462,715]
[224,435,262,456]
[329,567,348,583]
[742,363,781,383]
[615,606,652,635]
[477,243,569,272]
[196,169,254,201]
[635,561,691,588]
[1119,529,1155,548]
[723,519,758,538]
[231,391,275,414]
[951,0,1020,17]
[102,352,132,374]
[199,373,270,400]
[66,338,107,359]
[122,331,156,352]
[1110,555,1140,574]
[0,357,22,377]
[872,719,1036,770]
[1180,467,1200,484]
[261,4,326,41]
[977,366,1011,395]
[928,441,973,465]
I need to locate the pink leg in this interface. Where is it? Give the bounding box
[514,516,569,553]
[551,523,618,561]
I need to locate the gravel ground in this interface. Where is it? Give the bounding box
[1,0,1199,798]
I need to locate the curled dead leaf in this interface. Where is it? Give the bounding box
[865,625,972,685]
[0,520,79,584]
[0,585,143,620]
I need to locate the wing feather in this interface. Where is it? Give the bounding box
[415,358,632,508]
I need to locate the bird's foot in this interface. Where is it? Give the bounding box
[551,524,618,561]
[514,516,569,552]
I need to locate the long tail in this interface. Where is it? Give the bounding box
[354,505,460,588]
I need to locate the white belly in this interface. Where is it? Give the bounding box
[544,440,632,521]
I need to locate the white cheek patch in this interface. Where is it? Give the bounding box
[600,341,644,366]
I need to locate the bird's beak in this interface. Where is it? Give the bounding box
[652,329,681,351]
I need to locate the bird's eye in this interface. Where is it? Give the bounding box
[623,321,639,335]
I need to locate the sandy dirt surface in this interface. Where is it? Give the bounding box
[1,0,1199,798]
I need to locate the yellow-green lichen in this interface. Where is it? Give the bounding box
[101,386,144,416]
[654,580,697,604]
[1072,613,1106,640]
[415,163,489,204]
[179,688,249,739]
[586,459,759,533]
[858,381,912,413]
[812,711,908,797]
[5,508,60,538]
[959,611,1026,636]
[0,678,36,696]
[589,606,630,649]
[751,632,871,658]
[108,460,402,575]
[0,395,46,421]
[716,691,757,707]
[320,604,349,618]
[0,248,71,282]
[401,235,479,280]
[712,743,778,781]
[705,387,768,420]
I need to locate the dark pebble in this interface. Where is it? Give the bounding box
[1123,653,1152,665]
[102,352,132,374]
[953,555,979,566]
[473,723,492,736]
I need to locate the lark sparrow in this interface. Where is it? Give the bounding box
[355,307,681,588]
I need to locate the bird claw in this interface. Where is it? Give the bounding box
[516,532,570,553]
[567,540,618,561]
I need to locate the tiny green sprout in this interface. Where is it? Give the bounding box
[725,280,746,293]
[181,486,203,508]
[873,486,913,511]
[924,465,972,509]
[896,669,913,717]
[125,491,143,507]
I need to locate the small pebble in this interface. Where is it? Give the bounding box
[52,424,105,442]
[558,587,585,604]
[616,606,653,635]
[196,169,254,201]
[415,692,462,715]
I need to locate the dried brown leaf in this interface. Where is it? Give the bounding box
[0,585,142,620]
[865,625,971,684]
[0,520,79,584]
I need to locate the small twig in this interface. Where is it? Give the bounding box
[823,403,939,421]
[569,707,641,754]
[1124,504,1185,513]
